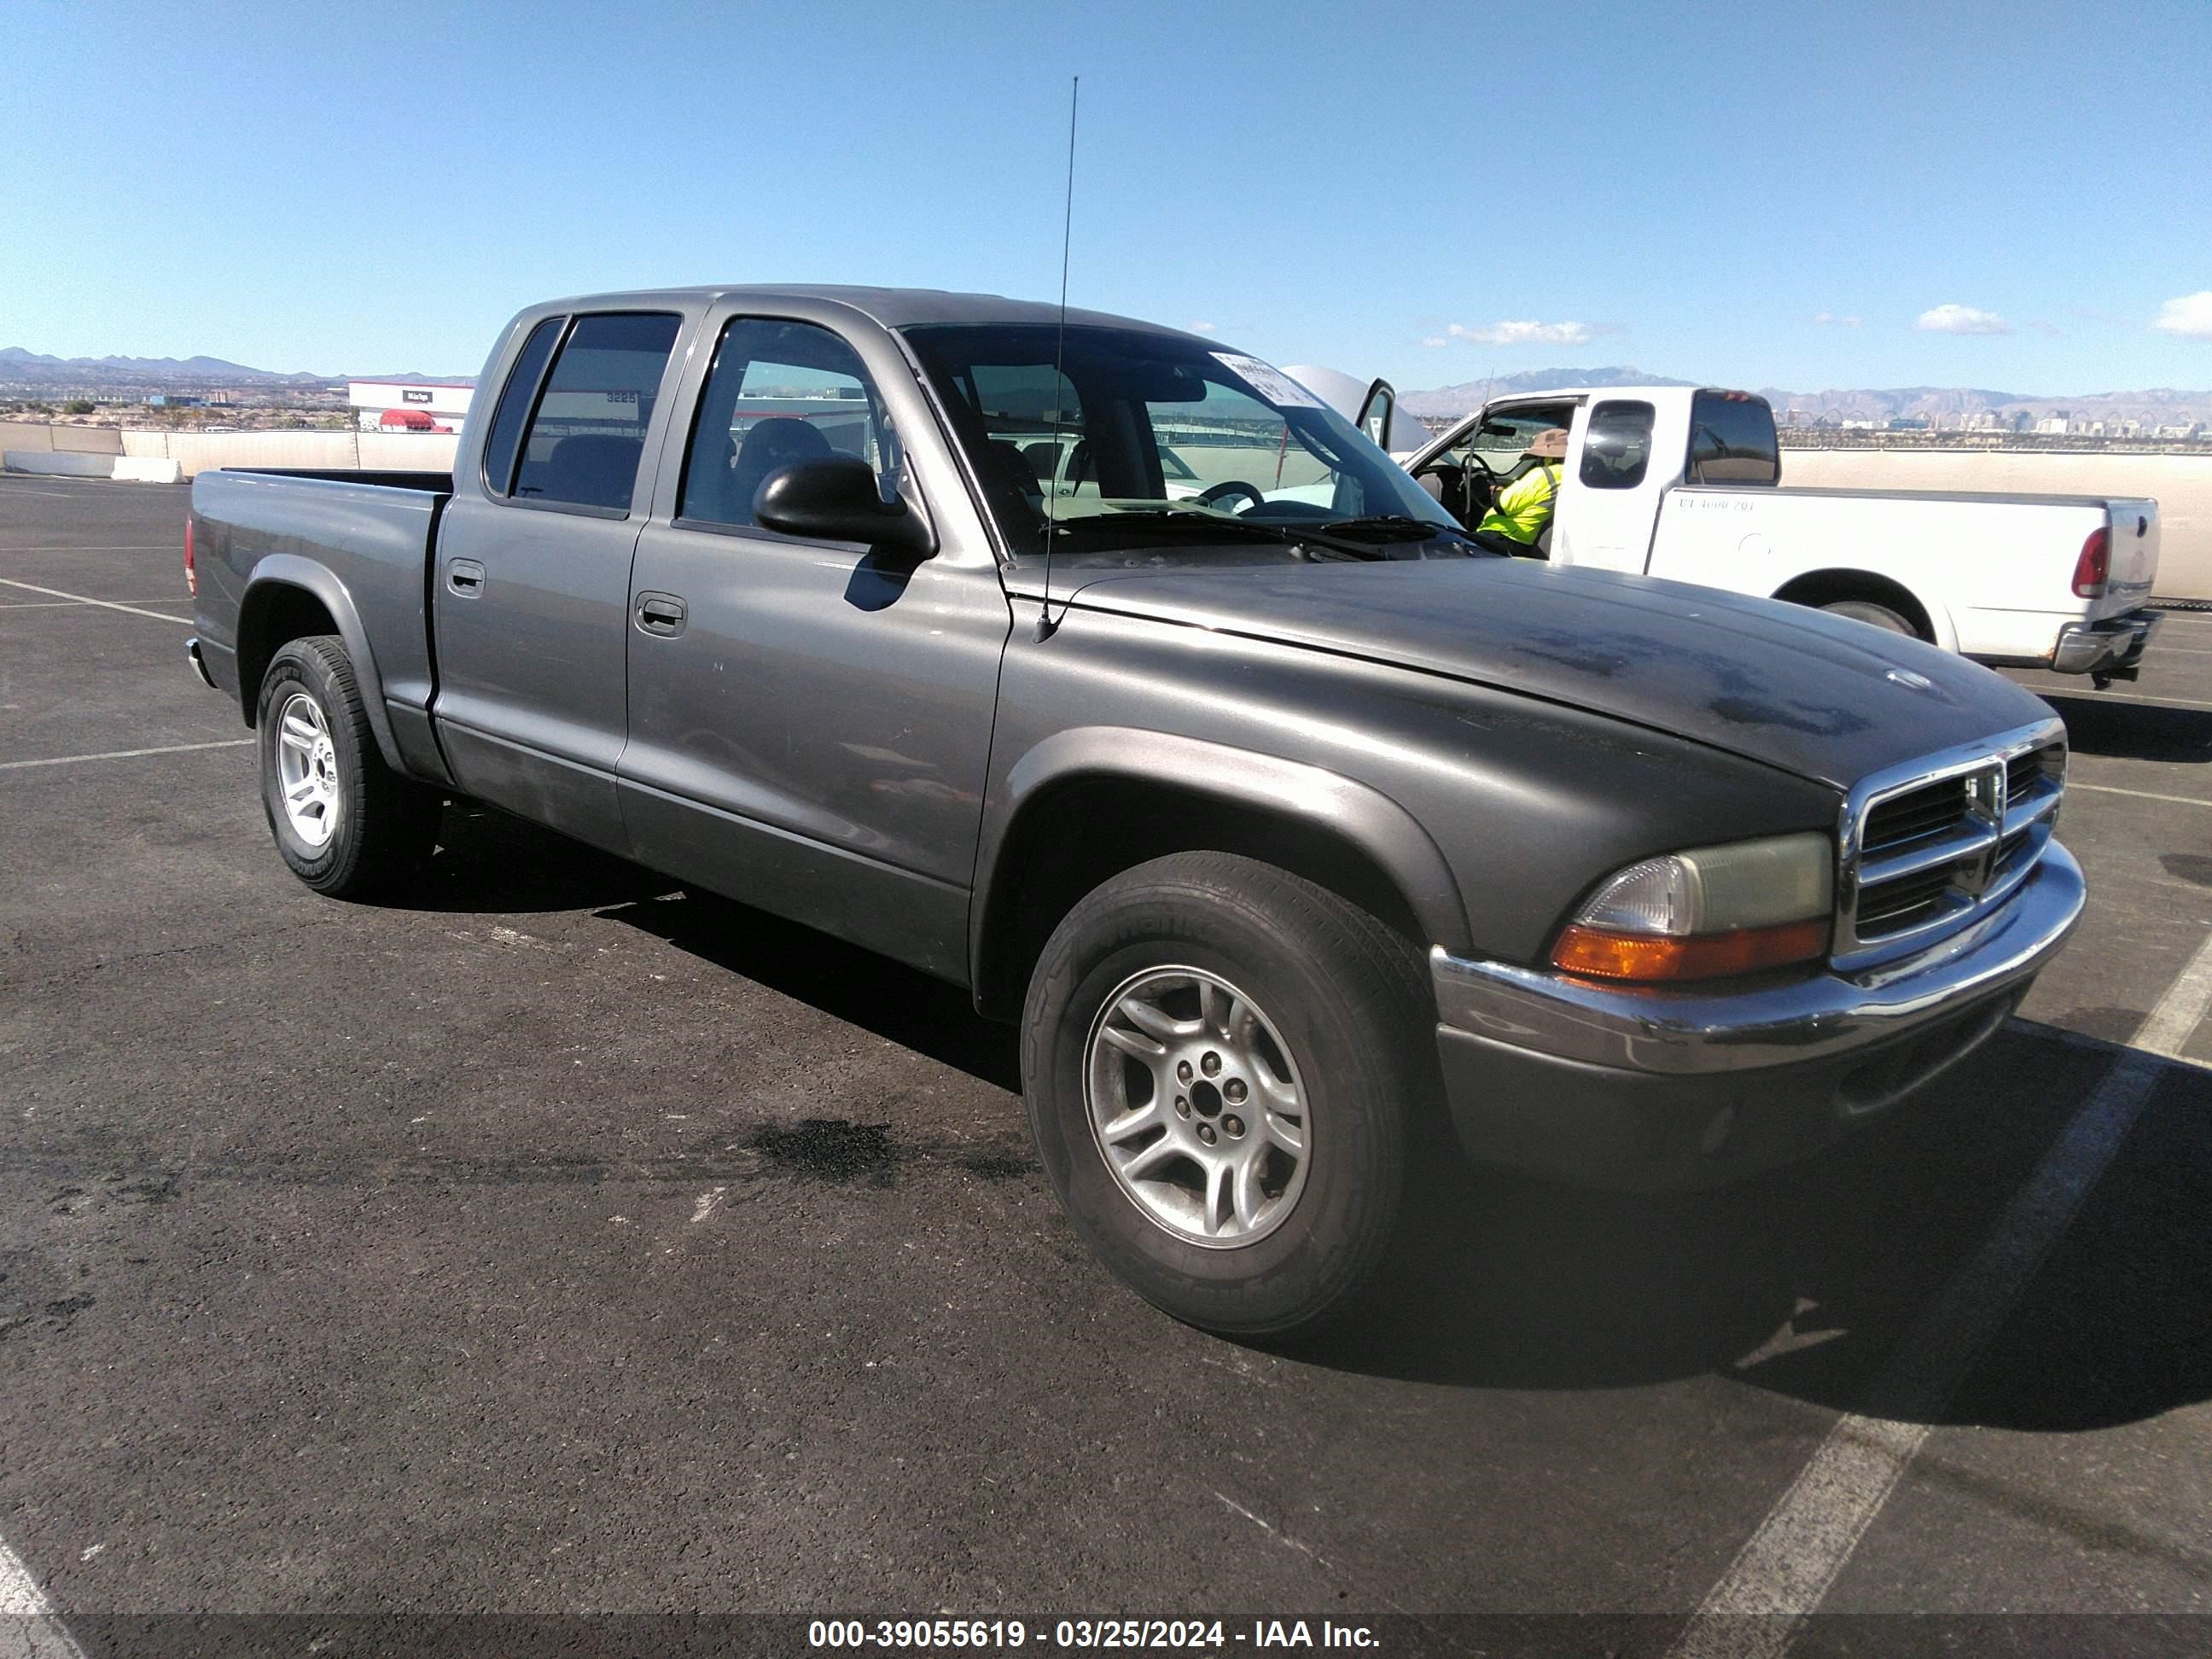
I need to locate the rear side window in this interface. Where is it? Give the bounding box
[1688,391,1780,486]
[480,317,563,497]
[511,312,684,511]
[1580,401,1655,490]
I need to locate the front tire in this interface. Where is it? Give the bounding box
[1021,853,1434,1338]
[257,635,439,898]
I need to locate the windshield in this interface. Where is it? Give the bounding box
[902,324,1464,562]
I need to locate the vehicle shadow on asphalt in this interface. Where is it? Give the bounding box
[595,887,1024,1095]
[390,803,680,914]
[2040,693,2212,764]
[1295,1028,2212,1433]
[388,801,1024,1086]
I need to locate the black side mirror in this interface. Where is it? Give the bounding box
[755,456,935,562]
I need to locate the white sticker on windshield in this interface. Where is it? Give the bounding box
[1210,352,1324,410]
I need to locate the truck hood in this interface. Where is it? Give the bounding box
[1062,558,2056,791]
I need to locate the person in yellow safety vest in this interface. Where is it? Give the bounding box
[1470,427,1569,558]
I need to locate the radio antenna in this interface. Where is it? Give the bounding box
[1035,74,1078,643]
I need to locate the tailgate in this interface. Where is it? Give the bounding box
[2097,498,2159,617]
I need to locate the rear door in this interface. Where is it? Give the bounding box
[432,309,691,851]
[1553,398,1666,573]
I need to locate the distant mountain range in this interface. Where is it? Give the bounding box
[0,347,470,390]
[1400,368,1694,415]
[1400,365,2211,428]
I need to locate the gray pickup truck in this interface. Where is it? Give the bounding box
[184,286,2084,1336]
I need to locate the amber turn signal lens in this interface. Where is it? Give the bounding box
[1551,917,1830,982]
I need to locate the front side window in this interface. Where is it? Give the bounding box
[903,324,1459,563]
[1580,401,1655,490]
[1446,405,1574,468]
[510,311,683,511]
[679,317,896,529]
[1687,391,1781,486]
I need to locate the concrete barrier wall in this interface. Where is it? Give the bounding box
[1781,447,2212,601]
[119,429,459,478]
[3,449,114,476]
[0,422,124,455]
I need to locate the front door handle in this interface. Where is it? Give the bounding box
[635,592,687,637]
[446,558,486,596]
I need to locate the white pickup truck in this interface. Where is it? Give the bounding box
[1348,381,2163,687]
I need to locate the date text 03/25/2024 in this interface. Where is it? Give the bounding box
[806,1621,1380,1650]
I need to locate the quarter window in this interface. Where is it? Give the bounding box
[1580,401,1656,490]
[679,317,896,530]
[480,317,563,498]
[510,312,683,511]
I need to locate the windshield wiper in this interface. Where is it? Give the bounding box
[1051,510,1388,562]
[1318,515,1486,550]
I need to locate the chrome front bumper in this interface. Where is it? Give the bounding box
[1428,841,2085,1187]
[2052,611,2157,675]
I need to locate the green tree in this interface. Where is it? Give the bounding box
[62,399,96,415]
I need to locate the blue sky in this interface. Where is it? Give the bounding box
[3,0,2208,394]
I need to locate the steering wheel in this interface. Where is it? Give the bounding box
[1195,480,1266,514]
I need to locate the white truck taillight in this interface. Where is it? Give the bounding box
[183,518,196,597]
[2071,527,2109,599]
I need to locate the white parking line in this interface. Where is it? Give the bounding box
[0,579,190,624]
[0,739,253,771]
[2069,781,2212,810]
[0,545,177,552]
[2063,690,2212,712]
[1668,926,2212,1659]
[0,1532,86,1657]
[0,599,185,611]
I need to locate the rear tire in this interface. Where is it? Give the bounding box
[1021,852,1435,1338]
[256,635,439,898]
[1818,597,1918,637]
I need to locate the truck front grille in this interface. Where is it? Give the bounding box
[1839,723,2066,963]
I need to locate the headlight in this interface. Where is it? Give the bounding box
[1551,831,1833,982]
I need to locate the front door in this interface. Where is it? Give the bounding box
[618,312,1010,981]
[433,309,690,851]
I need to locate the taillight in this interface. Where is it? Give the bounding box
[2071,527,2108,599]
[183,518,196,597]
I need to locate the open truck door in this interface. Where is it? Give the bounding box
[1356,378,1396,451]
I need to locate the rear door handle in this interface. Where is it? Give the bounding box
[446,558,486,596]
[635,592,687,637]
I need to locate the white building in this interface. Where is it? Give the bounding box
[347,380,474,434]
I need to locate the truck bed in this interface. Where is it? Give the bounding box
[1649,484,2160,656]
[188,467,453,773]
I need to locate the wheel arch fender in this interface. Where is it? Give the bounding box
[236,556,405,771]
[969,727,1470,1017]
[1770,563,1959,652]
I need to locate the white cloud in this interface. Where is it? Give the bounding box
[1185,320,1216,335]
[2152,291,2212,341]
[1448,319,1596,347]
[1812,311,1861,328]
[1916,303,2011,335]
[1419,335,1449,348]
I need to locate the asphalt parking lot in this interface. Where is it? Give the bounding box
[3,474,2209,1655]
